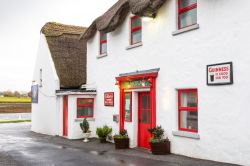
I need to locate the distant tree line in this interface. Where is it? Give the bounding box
[0,90,31,98]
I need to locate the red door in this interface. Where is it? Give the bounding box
[63,95,68,136]
[138,92,151,149]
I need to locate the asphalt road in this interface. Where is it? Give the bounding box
[0,123,239,166]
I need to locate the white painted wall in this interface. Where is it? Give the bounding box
[86,0,250,165]
[32,34,60,136]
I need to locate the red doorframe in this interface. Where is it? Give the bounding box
[63,95,68,136]
[116,72,158,131]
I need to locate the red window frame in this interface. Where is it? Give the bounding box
[130,16,142,45]
[100,31,107,55]
[77,98,94,118]
[178,89,198,133]
[124,92,132,122]
[177,0,197,29]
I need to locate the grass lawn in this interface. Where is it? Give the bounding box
[0,97,31,103]
[0,120,31,123]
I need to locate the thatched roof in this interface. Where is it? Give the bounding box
[41,22,87,89]
[82,0,166,39]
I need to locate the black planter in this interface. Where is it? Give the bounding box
[114,138,129,149]
[99,138,107,143]
[150,140,170,155]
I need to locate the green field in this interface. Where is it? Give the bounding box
[0,120,31,123]
[0,97,31,103]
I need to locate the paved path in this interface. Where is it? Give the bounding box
[0,123,239,166]
[0,113,31,120]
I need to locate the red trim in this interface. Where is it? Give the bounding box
[119,83,124,130]
[124,92,132,122]
[130,16,142,45]
[177,89,198,133]
[177,0,197,29]
[63,95,68,136]
[77,98,94,118]
[118,73,157,134]
[100,32,107,55]
[116,73,158,82]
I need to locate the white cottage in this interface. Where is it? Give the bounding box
[80,0,250,165]
[32,22,97,139]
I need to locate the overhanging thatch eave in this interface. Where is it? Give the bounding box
[81,0,167,40]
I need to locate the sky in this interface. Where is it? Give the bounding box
[0,0,117,92]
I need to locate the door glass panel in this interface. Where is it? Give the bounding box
[141,110,147,123]
[141,95,147,109]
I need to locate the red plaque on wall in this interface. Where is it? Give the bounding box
[104,92,114,106]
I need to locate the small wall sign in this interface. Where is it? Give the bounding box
[104,92,114,106]
[31,85,38,103]
[207,62,233,85]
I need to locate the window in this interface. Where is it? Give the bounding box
[130,16,142,45]
[178,89,198,132]
[100,32,107,55]
[124,92,132,122]
[77,98,94,118]
[178,0,197,29]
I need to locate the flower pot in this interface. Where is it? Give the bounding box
[149,140,170,155]
[114,138,129,149]
[83,132,91,143]
[99,137,107,143]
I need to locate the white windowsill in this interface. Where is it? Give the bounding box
[97,53,107,59]
[75,118,95,122]
[172,24,199,36]
[126,42,143,50]
[172,130,200,139]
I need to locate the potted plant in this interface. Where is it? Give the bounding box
[80,118,91,142]
[96,125,112,143]
[148,126,170,155]
[113,129,129,149]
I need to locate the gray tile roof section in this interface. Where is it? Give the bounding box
[119,68,160,77]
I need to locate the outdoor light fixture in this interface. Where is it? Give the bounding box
[142,16,154,22]
[115,80,119,85]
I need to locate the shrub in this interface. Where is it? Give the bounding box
[80,118,90,133]
[148,126,168,143]
[113,129,129,139]
[96,125,112,139]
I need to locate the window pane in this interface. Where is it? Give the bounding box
[124,92,131,121]
[101,32,107,41]
[132,17,141,28]
[78,99,93,105]
[180,111,198,130]
[180,0,196,9]
[132,30,141,44]
[77,106,93,117]
[180,91,197,107]
[180,8,197,29]
[101,43,107,54]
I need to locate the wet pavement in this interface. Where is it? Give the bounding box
[0,123,239,166]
